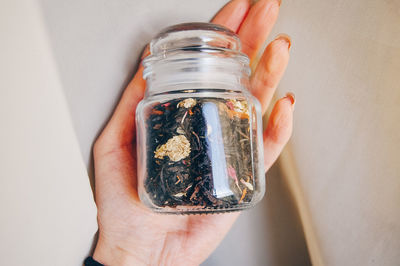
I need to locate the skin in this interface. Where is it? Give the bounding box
[92,0,294,265]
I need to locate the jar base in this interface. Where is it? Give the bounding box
[145,202,257,215]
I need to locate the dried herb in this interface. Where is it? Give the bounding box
[144,97,257,211]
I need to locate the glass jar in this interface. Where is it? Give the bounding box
[136,22,265,214]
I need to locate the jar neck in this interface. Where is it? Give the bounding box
[144,49,250,96]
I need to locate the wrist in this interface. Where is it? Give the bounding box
[93,237,144,266]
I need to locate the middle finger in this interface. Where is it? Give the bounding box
[238,0,280,63]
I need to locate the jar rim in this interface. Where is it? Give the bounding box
[149,22,242,54]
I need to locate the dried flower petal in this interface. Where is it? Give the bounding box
[232,99,249,114]
[228,165,238,182]
[176,127,185,134]
[152,109,164,115]
[226,99,249,117]
[228,165,241,192]
[174,192,186,198]
[175,175,182,184]
[177,98,197,108]
[153,124,162,130]
[226,101,235,110]
[181,110,188,124]
[239,188,247,203]
[185,184,192,191]
[154,135,191,162]
[240,178,254,191]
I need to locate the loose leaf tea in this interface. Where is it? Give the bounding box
[145,97,257,211]
[136,23,265,214]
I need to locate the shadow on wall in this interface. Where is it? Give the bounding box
[203,161,311,266]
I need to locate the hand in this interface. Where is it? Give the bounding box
[92,0,294,265]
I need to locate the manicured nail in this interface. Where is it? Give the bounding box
[285,92,295,109]
[275,33,292,49]
[141,44,150,60]
[236,0,251,5]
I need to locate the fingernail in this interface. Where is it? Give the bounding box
[285,92,295,109]
[237,0,252,5]
[141,44,150,60]
[277,0,282,6]
[275,33,292,50]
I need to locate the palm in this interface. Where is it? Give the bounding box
[95,146,239,265]
[93,0,294,265]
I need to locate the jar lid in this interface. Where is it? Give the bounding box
[143,22,250,88]
[150,22,242,55]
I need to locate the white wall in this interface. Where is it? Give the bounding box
[0,1,97,265]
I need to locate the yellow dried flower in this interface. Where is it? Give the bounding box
[230,99,249,115]
[154,135,191,162]
[177,98,197,108]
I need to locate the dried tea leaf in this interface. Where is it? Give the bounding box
[154,135,191,162]
[190,185,201,200]
[177,98,197,108]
